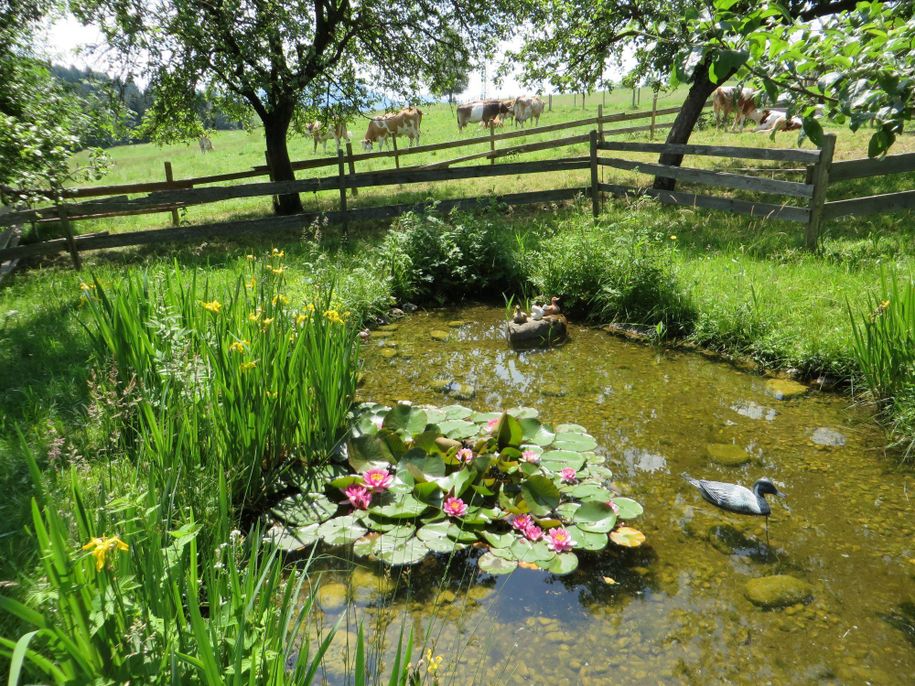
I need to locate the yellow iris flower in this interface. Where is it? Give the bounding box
[425,649,443,674]
[240,360,257,371]
[228,340,248,353]
[200,300,222,314]
[81,535,129,571]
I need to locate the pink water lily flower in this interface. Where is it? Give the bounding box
[343,484,372,510]
[547,527,575,553]
[560,468,578,484]
[486,417,500,433]
[456,448,475,464]
[510,514,534,532]
[443,496,468,518]
[362,467,393,493]
[521,450,540,464]
[607,500,620,515]
[522,524,544,542]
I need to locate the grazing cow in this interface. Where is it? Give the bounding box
[456,99,512,131]
[479,114,505,130]
[712,87,766,131]
[361,107,423,151]
[754,110,803,133]
[198,135,213,153]
[305,121,351,154]
[511,95,545,128]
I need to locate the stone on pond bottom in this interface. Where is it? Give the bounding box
[706,443,750,466]
[430,329,449,341]
[507,315,568,350]
[744,575,813,609]
[765,378,808,400]
[811,427,846,447]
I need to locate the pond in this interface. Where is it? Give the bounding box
[311,305,914,685]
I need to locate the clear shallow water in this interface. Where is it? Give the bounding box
[311,306,914,685]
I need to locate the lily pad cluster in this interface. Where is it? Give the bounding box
[264,403,645,575]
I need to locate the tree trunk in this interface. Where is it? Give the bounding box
[263,113,303,215]
[653,63,727,191]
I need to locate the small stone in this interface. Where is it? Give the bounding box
[507,315,568,350]
[765,378,808,400]
[388,308,405,319]
[705,443,750,466]
[811,427,846,447]
[402,303,418,313]
[447,320,466,328]
[744,575,813,609]
[541,383,566,397]
[380,348,398,359]
[430,329,449,341]
[316,582,349,610]
[450,383,475,400]
[436,589,457,604]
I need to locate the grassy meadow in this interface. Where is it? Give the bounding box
[1,88,914,680]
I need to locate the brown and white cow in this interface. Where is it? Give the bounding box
[305,121,351,154]
[479,114,505,130]
[511,95,545,128]
[198,135,213,153]
[754,109,803,133]
[361,107,423,151]
[712,87,767,131]
[456,100,512,131]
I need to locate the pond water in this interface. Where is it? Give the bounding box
[311,306,914,685]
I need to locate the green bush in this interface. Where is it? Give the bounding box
[380,208,519,304]
[523,214,694,332]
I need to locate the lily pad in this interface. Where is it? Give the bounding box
[271,493,337,527]
[510,538,555,563]
[567,483,612,501]
[552,432,598,452]
[566,525,609,552]
[383,404,428,435]
[555,423,587,434]
[437,419,478,439]
[371,493,429,519]
[496,413,524,450]
[317,516,368,547]
[421,407,447,425]
[610,526,646,548]
[442,405,473,420]
[611,497,644,520]
[519,418,555,446]
[478,551,518,575]
[352,533,377,557]
[520,475,561,516]
[375,536,430,566]
[348,434,394,472]
[480,531,515,549]
[505,406,539,419]
[546,552,579,575]
[706,443,750,467]
[399,451,446,483]
[573,501,617,533]
[263,524,319,552]
[540,450,586,473]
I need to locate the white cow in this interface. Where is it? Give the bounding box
[305,121,351,154]
[512,95,544,128]
[362,107,423,151]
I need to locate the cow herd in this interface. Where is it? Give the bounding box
[711,86,806,134]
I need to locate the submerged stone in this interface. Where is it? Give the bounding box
[706,443,750,466]
[380,348,398,359]
[447,320,467,328]
[811,427,846,447]
[744,575,813,609]
[765,379,808,400]
[450,383,476,400]
[430,329,450,341]
[316,581,349,610]
[507,315,568,350]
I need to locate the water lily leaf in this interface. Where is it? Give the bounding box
[370,492,429,519]
[573,501,617,533]
[355,412,384,436]
[565,525,608,552]
[421,407,447,424]
[349,434,394,472]
[520,475,560,516]
[568,484,612,502]
[472,411,502,424]
[610,526,646,548]
[352,533,378,557]
[317,515,368,546]
[416,521,450,540]
[375,536,430,566]
[505,406,539,419]
[510,539,555,563]
[263,524,319,552]
[552,432,598,452]
[330,475,361,491]
[585,465,614,481]
[440,467,475,498]
[555,423,587,434]
[546,551,579,575]
[412,428,446,453]
[611,497,644,520]
[478,551,518,575]
[438,419,478,439]
[480,531,515,549]
[442,404,473,420]
[447,523,480,543]
[519,418,555,446]
[496,413,524,450]
[519,462,540,477]
[555,503,580,522]
[489,545,516,561]
[378,429,410,459]
[400,450,446,483]
[271,493,337,526]
[413,481,443,506]
[383,404,428,435]
[540,450,586,473]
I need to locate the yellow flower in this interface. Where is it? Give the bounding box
[240,360,257,371]
[261,317,274,330]
[228,340,249,353]
[305,303,315,312]
[272,294,289,306]
[81,535,129,572]
[267,390,278,399]
[880,299,890,310]
[669,235,678,241]
[79,281,96,292]
[268,266,285,276]
[271,248,285,258]
[200,300,222,314]
[295,313,310,326]
[248,309,262,323]
[246,276,256,290]
[425,649,443,675]
[324,309,345,325]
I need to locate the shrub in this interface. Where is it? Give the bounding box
[523,214,694,332]
[380,208,519,304]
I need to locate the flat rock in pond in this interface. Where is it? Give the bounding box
[430,329,449,341]
[316,582,349,610]
[447,320,466,328]
[811,427,846,447]
[765,379,808,400]
[706,443,750,466]
[745,575,813,609]
[380,348,398,359]
[507,315,568,350]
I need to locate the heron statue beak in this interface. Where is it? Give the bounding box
[776,489,787,498]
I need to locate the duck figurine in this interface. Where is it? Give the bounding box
[543,296,561,316]
[683,473,786,545]
[512,305,528,324]
[530,303,544,320]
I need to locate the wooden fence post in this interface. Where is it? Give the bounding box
[337,148,348,237]
[58,204,82,270]
[805,133,836,250]
[581,93,586,110]
[637,88,641,107]
[163,161,180,226]
[489,121,496,165]
[391,134,400,169]
[589,130,600,218]
[548,94,552,111]
[346,141,358,197]
[650,92,659,140]
[597,104,604,141]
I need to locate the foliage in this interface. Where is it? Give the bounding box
[523,212,694,331]
[381,209,520,304]
[79,251,359,521]
[264,404,646,576]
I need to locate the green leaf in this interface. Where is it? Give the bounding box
[610,497,644,520]
[710,48,748,84]
[370,493,429,519]
[567,483,612,501]
[375,536,430,566]
[565,525,608,552]
[480,530,515,548]
[271,492,337,526]
[505,406,539,419]
[317,515,368,546]
[496,413,524,449]
[552,432,597,451]
[263,524,319,552]
[510,538,555,563]
[438,419,478,439]
[413,481,444,506]
[442,404,473,419]
[349,434,394,472]
[546,551,579,575]
[540,450,586,473]
[478,551,518,575]
[520,475,560,516]
[400,449,446,483]
[573,501,617,533]
[555,423,587,434]
[383,404,428,434]
[803,117,824,146]
[519,418,555,446]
